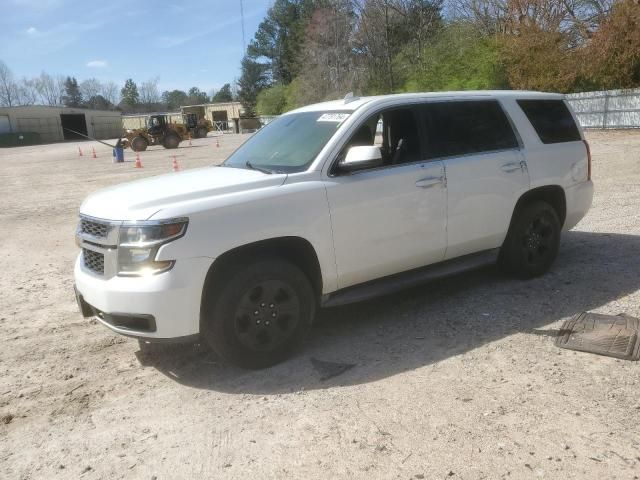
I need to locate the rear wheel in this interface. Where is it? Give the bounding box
[197,127,208,139]
[499,201,561,278]
[163,134,180,149]
[202,259,315,369]
[131,136,148,152]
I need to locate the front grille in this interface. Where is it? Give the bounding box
[83,248,104,275]
[80,218,109,238]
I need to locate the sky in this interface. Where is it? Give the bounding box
[0,0,272,94]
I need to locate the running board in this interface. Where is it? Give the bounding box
[321,248,500,308]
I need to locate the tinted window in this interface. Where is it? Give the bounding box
[422,100,518,159]
[517,100,581,144]
[337,107,421,169]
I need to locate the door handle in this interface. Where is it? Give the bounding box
[415,176,444,188]
[500,162,522,173]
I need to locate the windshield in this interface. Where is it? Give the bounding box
[223,111,350,173]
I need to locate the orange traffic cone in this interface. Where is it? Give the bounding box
[92,147,97,158]
[172,156,179,172]
[78,146,83,156]
[216,137,220,148]
[134,152,143,168]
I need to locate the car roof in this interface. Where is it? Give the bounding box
[287,90,565,114]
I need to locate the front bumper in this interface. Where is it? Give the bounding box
[74,254,214,339]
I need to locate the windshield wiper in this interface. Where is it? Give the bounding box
[245,161,274,174]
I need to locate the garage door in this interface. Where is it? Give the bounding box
[16,117,60,142]
[0,115,10,134]
[92,116,122,140]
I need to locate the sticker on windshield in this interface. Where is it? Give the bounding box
[317,113,349,123]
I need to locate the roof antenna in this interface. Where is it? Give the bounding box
[343,92,359,104]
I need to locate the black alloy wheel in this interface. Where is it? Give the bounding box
[202,258,315,369]
[500,201,561,278]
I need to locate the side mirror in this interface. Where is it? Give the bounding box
[339,145,383,173]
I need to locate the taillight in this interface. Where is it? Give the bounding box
[583,139,592,180]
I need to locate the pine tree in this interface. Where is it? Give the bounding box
[120,78,139,107]
[62,76,82,107]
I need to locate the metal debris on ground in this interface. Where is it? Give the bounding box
[310,357,355,381]
[555,312,640,361]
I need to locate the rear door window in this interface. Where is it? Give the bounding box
[421,100,519,159]
[517,100,581,144]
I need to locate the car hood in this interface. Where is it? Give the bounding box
[80,166,286,221]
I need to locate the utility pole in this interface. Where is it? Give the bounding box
[240,0,246,53]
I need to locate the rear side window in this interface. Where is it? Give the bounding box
[421,100,519,159]
[517,100,581,144]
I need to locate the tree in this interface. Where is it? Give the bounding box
[256,84,289,114]
[585,0,640,89]
[80,78,102,107]
[139,78,161,106]
[451,0,612,38]
[211,83,234,102]
[85,94,113,110]
[18,78,38,105]
[120,78,139,108]
[161,89,188,110]
[0,60,19,107]
[62,76,82,107]
[247,0,315,84]
[289,2,361,107]
[100,81,120,107]
[352,0,443,93]
[186,87,208,105]
[35,72,65,106]
[237,56,270,115]
[403,22,506,92]
[500,25,580,92]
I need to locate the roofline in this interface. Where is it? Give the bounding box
[0,105,121,114]
[179,101,242,108]
[122,111,181,117]
[286,90,565,114]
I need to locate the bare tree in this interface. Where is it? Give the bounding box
[100,81,120,106]
[139,77,161,106]
[80,78,102,103]
[291,1,362,106]
[34,72,65,106]
[0,60,19,107]
[351,0,442,93]
[450,0,613,39]
[18,78,38,105]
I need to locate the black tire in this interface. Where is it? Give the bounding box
[499,200,561,278]
[163,134,180,149]
[131,136,148,152]
[197,127,208,139]
[202,258,315,369]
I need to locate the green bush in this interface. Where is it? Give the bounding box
[402,23,508,93]
[256,84,289,115]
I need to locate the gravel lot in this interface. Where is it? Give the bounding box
[1,131,639,480]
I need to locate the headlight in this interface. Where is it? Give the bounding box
[117,218,188,276]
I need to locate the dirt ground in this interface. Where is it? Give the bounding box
[1,131,639,480]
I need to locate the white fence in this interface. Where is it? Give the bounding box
[566,88,640,129]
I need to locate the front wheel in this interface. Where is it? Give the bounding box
[131,136,148,152]
[202,259,315,369]
[163,134,180,149]
[499,201,561,278]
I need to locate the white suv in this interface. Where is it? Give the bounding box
[74,91,593,368]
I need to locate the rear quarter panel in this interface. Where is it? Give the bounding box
[502,97,589,189]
